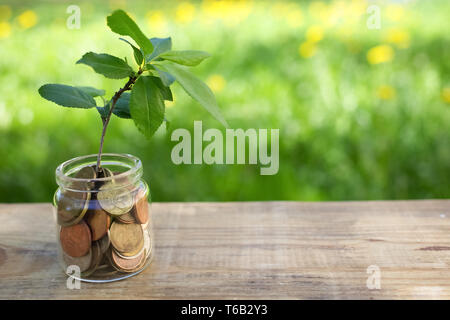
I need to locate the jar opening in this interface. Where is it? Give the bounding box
[55,153,143,191]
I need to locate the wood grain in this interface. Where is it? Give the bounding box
[0,200,449,299]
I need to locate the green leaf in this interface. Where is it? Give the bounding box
[39,84,96,109]
[129,76,165,138]
[112,92,132,119]
[159,50,210,66]
[155,62,228,128]
[146,37,172,62]
[77,86,105,97]
[153,65,175,86]
[152,76,173,101]
[107,10,153,55]
[77,52,134,79]
[119,38,144,65]
[96,105,109,118]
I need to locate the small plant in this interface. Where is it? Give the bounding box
[39,9,227,173]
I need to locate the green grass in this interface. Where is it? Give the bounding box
[0,0,449,202]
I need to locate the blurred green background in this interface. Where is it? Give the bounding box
[0,0,449,203]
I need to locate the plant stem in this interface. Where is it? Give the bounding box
[95,69,143,173]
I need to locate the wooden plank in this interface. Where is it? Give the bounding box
[0,200,449,299]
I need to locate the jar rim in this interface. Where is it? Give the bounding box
[55,153,142,188]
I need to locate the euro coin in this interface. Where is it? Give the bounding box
[111,248,145,272]
[57,189,90,226]
[72,165,97,190]
[109,222,143,256]
[113,243,144,260]
[81,241,102,277]
[116,211,136,224]
[97,182,133,216]
[85,202,111,241]
[133,188,149,224]
[97,232,110,254]
[60,220,92,257]
[62,248,92,272]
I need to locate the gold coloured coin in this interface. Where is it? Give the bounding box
[57,165,96,226]
[113,244,144,260]
[97,182,133,216]
[109,222,144,256]
[57,189,90,226]
[72,165,97,190]
[111,249,145,272]
[117,211,136,224]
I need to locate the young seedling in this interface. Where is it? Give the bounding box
[39,10,227,173]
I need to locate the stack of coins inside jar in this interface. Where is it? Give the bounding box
[55,163,152,281]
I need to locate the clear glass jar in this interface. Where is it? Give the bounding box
[53,153,153,282]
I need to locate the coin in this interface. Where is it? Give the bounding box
[57,189,90,226]
[62,248,92,272]
[109,222,144,256]
[111,248,145,272]
[116,211,136,224]
[143,228,152,259]
[72,165,97,190]
[85,202,111,241]
[133,188,149,224]
[113,243,144,260]
[97,232,110,254]
[141,220,149,230]
[124,249,148,273]
[81,241,102,276]
[60,221,92,257]
[97,182,134,216]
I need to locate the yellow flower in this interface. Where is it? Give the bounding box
[176,2,196,24]
[376,85,396,100]
[0,5,12,21]
[17,10,38,29]
[386,4,405,22]
[386,28,410,49]
[298,41,317,59]
[207,74,226,93]
[367,45,394,65]
[0,21,11,38]
[306,25,324,43]
[202,0,252,26]
[146,10,167,34]
[441,87,450,104]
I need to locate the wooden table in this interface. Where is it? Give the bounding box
[0,200,449,299]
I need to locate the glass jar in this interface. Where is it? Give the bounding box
[53,153,153,282]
